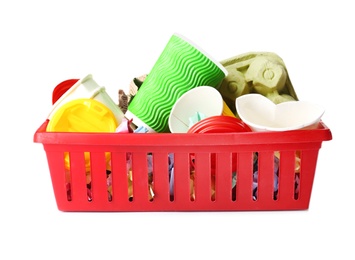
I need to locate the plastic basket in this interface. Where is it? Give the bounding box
[34,119,332,212]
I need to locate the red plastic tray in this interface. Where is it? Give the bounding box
[34,119,332,212]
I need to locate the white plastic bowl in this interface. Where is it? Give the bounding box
[235,93,325,132]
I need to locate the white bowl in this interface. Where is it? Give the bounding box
[235,94,325,132]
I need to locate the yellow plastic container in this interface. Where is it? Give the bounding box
[47,98,118,132]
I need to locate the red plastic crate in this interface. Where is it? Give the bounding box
[34,119,332,212]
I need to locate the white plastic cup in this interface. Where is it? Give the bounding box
[168,86,224,133]
[48,74,124,124]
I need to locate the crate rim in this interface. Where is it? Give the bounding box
[34,119,332,147]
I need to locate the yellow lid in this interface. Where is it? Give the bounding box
[47,98,118,133]
[47,98,117,172]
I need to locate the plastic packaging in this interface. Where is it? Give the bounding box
[34,119,332,212]
[48,74,124,125]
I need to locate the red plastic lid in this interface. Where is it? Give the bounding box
[52,79,79,104]
[187,115,252,133]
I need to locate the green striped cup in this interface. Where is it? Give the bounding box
[125,33,228,133]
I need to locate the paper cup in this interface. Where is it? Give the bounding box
[125,33,228,133]
[168,86,224,133]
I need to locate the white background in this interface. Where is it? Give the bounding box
[1,0,352,259]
